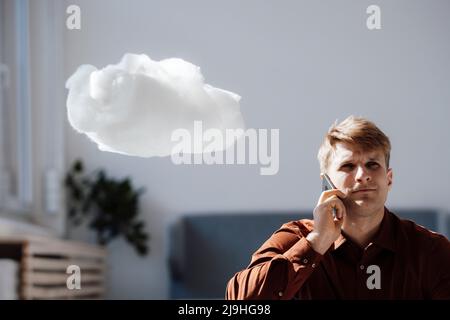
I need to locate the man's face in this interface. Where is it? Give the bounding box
[327,142,393,217]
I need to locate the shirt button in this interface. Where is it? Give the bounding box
[312,263,316,268]
[360,265,365,270]
[278,291,283,297]
[303,258,308,264]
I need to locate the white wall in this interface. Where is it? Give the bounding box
[63,0,450,298]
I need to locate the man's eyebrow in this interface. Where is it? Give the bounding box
[337,159,354,166]
[337,157,382,166]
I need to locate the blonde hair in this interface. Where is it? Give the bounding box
[317,116,391,173]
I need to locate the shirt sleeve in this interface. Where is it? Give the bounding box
[427,233,450,299]
[226,220,324,300]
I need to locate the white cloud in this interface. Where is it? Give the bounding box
[65,53,245,157]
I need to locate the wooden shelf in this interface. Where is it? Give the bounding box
[0,236,107,299]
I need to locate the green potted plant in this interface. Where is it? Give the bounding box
[65,159,149,256]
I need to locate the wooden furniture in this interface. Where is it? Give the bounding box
[0,236,107,299]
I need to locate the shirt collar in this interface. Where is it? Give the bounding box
[332,207,397,252]
[370,207,397,252]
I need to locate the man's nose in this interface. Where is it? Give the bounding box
[355,165,371,182]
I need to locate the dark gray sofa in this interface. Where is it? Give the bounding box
[168,209,449,299]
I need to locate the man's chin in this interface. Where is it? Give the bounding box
[354,200,368,207]
[346,199,381,216]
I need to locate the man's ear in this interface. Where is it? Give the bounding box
[387,168,393,191]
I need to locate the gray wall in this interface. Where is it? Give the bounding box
[63,0,450,298]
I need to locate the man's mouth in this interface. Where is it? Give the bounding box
[352,188,377,194]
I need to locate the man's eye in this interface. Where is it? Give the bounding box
[342,164,354,169]
[367,162,380,169]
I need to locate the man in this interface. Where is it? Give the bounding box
[226,116,450,299]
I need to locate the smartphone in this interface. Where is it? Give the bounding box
[321,173,336,191]
[320,173,338,217]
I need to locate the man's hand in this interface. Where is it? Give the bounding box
[306,189,348,255]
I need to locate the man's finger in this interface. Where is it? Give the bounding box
[318,189,348,205]
[329,198,345,218]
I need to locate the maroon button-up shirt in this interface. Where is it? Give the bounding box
[226,208,450,299]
